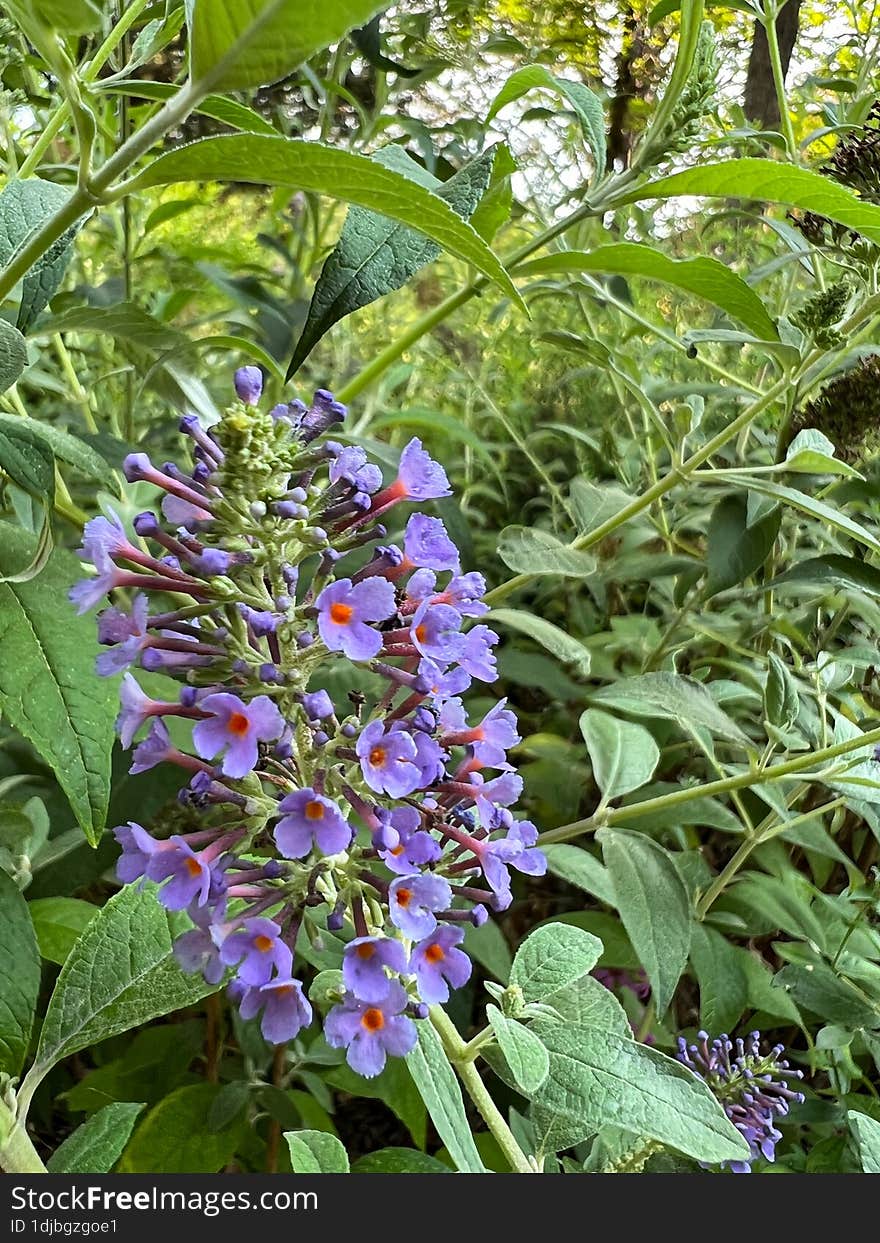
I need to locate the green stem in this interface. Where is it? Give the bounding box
[0,1099,47,1174]
[542,728,880,845]
[429,1007,534,1174]
[763,0,799,161]
[18,0,151,179]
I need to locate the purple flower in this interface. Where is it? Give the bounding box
[379,806,442,875]
[174,906,225,985]
[239,976,313,1044]
[301,689,334,720]
[78,510,131,571]
[676,1031,804,1172]
[234,366,263,405]
[274,788,352,858]
[405,727,447,788]
[439,697,519,767]
[395,438,451,501]
[479,819,546,906]
[220,917,293,986]
[116,673,165,748]
[410,926,471,1004]
[403,513,459,572]
[114,820,167,884]
[458,624,499,682]
[442,573,488,617]
[411,602,463,664]
[356,719,419,797]
[342,935,408,1003]
[316,577,396,661]
[96,594,150,676]
[418,658,471,702]
[324,981,417,1077]
[146,836,223,910]
[329,445,382,494]
[388,873,452,939]
[192,692,284,778]
[129,719,177,775]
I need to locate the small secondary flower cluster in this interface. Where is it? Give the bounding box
[71,367,545,1078]
[676,1031,805,1173]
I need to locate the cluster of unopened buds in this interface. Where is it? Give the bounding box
[70,367,546,1078]
[676,1031,805,1173]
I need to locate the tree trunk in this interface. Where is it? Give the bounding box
[743,0,802,128]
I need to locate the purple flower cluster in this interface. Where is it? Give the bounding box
[71,368,545,1078]
[676,1030,805,1172]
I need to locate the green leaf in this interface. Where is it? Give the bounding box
[542,843,615,905]
[0,525,118,844]
[6,0,102,35]
[599,829,692,1016]
[849,1111,880,1173]
[29,886,220,1086]
[98,79,282,138]
[763,652,799,731]
[285,1129,350,1173]
[185,0,389,90]
[589,672,751,748]
[727,476,880,556]
[487,1005,549,1094]
[486,608,591,676]
[28,897,97,965]
[774,961,880,1029]
[688,923,749,1034]
[783,427,861,477]
[623,159,880,247]
[37,303,184,353]
[405,1020,486,1172]
[0,414,107,482]
[136,136,522,310]
[533,1024,750,1162]
[580,709,659,801]
[510,923,603,1002]
[772,554,880,597]
[289,145,499,375]
[497,527,597,578]
[352,1147,451,1173]
[0,419,54,499]
[47,1102,144,1174]
[0,319,28,394]
[0,179,81,332]
[540,974,632,1037]
[517,244,778,341]
[470,144,517,242]
[119,1084,243,1173]
[705,493,780,596]
[487,67,606,182]
[0,869,40,1077]
[63,1022,205,1115]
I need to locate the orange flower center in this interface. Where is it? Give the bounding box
[369,746,387,768]
[424,942,445,965]
[304,799,325,821]
[184,856,202,877]
[414,623,427,643]
[355,942,376,961]
[275,984,294,997]
[227,711,250,737]
[254,935,274,952]
[390,844,404,857]
[361,1008,385,1032]
[329,602,354,625]
[395,887,412,908]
